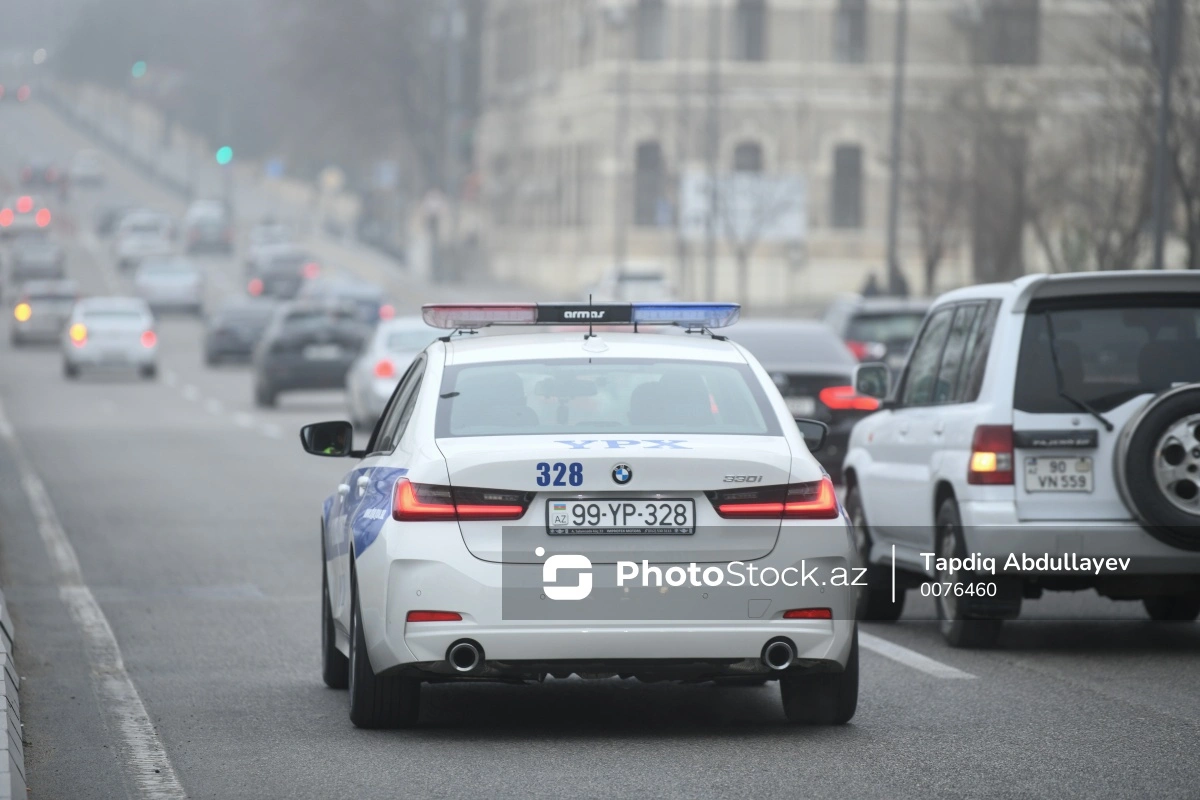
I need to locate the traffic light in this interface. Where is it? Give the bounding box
[215,146,233,166]
[131,61,147,78]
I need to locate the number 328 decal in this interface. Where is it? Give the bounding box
[536,462,584,487]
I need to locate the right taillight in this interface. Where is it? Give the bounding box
[374,359,395,379]
[247,278,263,296]
[707,477,839,520]
[818,384,880,411]
[968,425,1014,485]
[392,479,531,521]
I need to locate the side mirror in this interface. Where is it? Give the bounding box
[794,418,829,452]
[300,420,356,457]
[854,362,891,400]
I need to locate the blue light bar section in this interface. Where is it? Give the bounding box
[631,303,741,329]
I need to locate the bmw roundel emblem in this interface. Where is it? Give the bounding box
[611,464,633,485]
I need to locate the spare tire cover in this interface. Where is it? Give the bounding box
[1117,384,1200,550]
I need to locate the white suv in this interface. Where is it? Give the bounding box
[843,272,1200,647]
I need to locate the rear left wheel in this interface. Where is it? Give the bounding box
[779,629,858,725]
[935,499,1003,649]
[348,567,420,729]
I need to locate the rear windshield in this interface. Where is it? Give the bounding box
[267,254,308,270]
[846,312,927,344]
[82,310,144,322]
[281,309,360,328]
[436,359,779,438]
[30,293,75,302]
[1014,295,1200,413]
[141,260,193,274]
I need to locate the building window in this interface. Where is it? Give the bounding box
[634,141,668,226]
[734,0,767,61]
[831,144,863,229]
[635,0,667,61]
[974,0,1039,66]
[834,0,868,63]
[732,141,763,173]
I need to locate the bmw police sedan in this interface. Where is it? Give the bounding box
[300,303,860,729]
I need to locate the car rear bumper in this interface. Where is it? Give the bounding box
[351,519,858,677]
[64,345,155,367]
[260,357,354,390]
[958,500,1200,572]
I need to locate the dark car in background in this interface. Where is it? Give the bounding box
[246,245,319,300]
[183,200,234,254]
[251,301,368,407]
[295,277,393,327]
[203,299,278,365]
[10,279,78,345]
[725,319,878,482]
[823,293,932,375]
[19,159,61,188]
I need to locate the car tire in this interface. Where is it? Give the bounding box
[348,566,420,729]
[1116,385,1200,551]
[1143,595,1200,622]
[713,677,769,688]
[845,486,904,622]
[935,499,1003,649]
[779,628,858,725]
[321,537,350,689]
[254,382,277,408]
[140,364,157,380]
[63,361,79,379]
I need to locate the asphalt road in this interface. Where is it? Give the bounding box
[1,99,1199,800]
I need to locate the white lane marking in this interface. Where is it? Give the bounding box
[259,422,281,439]
[204,398,223,415]
[79,230,120,294]
[231,412,254,428]
[181,384,199,401]
[0,400,188,799]
[860,631,977,680]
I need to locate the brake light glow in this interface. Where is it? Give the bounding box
[140,330,157,348]
[818,385,880,412]
[13,303,32,322]
[378,303,395,321]
[783,608,833,620]
[69,323,87,346]
[35,208,51,227]
[708,477,839,520]
[0,209,12,227]
[302,261,320,279]
[406,610,463,623]
[16,196,33,214]
[968,425,1014,485]
[845,340,887,362]
[16,85,30,102]
[374,359,395,379]
[393,479,530,521]
[247,278,263,296]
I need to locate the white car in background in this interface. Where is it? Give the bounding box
[62,296,158,380]
[114,210,174,270]
[344,316,439,429]
[588,265,676,302]
[843,271,1200,647]
[301,302,859,729]
[133,256,205,314]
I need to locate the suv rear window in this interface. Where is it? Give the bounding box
[846,312,926,345]
[1014,295,1200,413]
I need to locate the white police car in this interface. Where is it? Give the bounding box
[301,303,860,728]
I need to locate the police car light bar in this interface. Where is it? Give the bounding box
[421,302,740,330]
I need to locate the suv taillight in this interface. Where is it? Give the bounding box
[818,385,880,411]
[968,425,1013,485]
[706,478,839,520]
[392,479,531,521]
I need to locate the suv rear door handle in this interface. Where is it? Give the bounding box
[934,421,945,435]
[898,424,909,436]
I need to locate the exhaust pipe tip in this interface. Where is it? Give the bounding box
[762,638,795,671]
[447,640,483,674]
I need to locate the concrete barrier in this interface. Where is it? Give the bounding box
[0,591,25,800]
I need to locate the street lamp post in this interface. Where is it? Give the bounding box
[703,0,722,301]
[884,0,909,296]
[609,6,633,273]
[1151,0,1182,271]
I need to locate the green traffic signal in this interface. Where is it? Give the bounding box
[131,61,147,78]
[215,146,233,166]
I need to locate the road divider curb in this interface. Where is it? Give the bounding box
[0,590,26,800]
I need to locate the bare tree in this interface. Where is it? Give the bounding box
[905,121,967,295]
[716,173,803,305]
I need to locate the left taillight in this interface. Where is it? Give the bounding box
[13,303,32,322]
[393,479,531,522]
[141,330,157,348]
[706,477,839,520]
[373,358,395,379]
[818,384,879,412]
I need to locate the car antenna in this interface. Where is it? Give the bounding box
[586,294,594,339]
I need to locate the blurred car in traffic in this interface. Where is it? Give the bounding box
[725,319,877,482]
[19,159,60,188]
[203,298,278,365]
[94,203,136,237]
[68,149,105,186]
[6,231,65,285]
[113,210,174,270]
[344,316,438,428]
[823,293,932,374]
[588,264,676,302]
[62,297,158,380]
[246,244,319,300]
[133,256,204,314]
[10,279,78,346]
[296,277,393,327]
[0,194,52,238]
[183,199,233,254]
[245,220,296,267]
[251,301,369,407]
